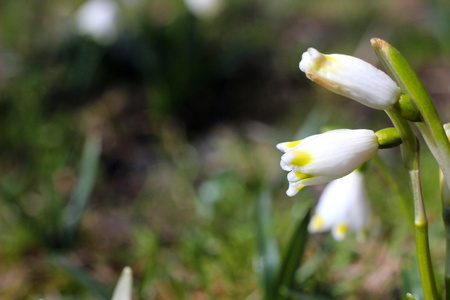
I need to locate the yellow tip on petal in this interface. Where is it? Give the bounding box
[309,215,324,231]
[294,172,312,180]
[290,150,313,167]
[285,140,302,149]
[332,223,348,241]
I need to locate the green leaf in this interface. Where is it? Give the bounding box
[401,255,424,300]
[276,208,311,299]
[50,253,109,299]
[60,135,102,245]
[256,190,281,299]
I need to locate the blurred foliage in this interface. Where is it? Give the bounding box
[0,0,450,299]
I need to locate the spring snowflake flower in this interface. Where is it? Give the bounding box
[75,0,119,45]
[277,129,378,197]
[299,48,401,110]
[184,0,223,19]
[308,170,370,241]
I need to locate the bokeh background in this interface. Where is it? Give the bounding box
[1,0,450,299]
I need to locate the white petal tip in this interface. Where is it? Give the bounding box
[286,183,304,197]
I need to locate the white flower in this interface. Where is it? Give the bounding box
[112,267,133,300]
[277,129,378,197]
[299,48,401,110]
[184,0,223,20]
[308,170,370,241]
[444,123,450,139]
[75,0,119,45]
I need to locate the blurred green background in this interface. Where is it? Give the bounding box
[1,0,450,299]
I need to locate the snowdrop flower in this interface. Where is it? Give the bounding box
[277,129,378,197]
[75,0,119,45]
[308,170,370,241]
[112,267,133,300]
[299,48,401,110]
[184,0,223,20]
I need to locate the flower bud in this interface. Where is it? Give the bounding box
[299,48,401,110]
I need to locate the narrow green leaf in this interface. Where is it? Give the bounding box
[276,208,311,299]
[401,254,424,300]
[50,253,109,299]
[61,135,102,243]
[256,190,280,299]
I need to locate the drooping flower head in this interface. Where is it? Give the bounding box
[277,129,378,196]
[308,170,370,241]
[299,48,401,110]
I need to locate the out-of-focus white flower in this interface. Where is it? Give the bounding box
[75,0,119,45]
[299,48,401,110]
[308,170,370,241]
[184,0,222,20]
[112,266,133,300]
[277,129,378,197]
[444,123,450,140]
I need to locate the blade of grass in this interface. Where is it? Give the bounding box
[256,190,280,299]
[61,135,102,245]
[50,253,109,299]
[276,208,311,299]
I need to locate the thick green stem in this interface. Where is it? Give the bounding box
[371,38,450,191]
[386,109,439,300]
[372,38,448,299]
[411,167,438,300]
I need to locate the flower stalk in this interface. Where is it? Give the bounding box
[385,109,438,300]
[290,38,448,299]
[371,38,450,191]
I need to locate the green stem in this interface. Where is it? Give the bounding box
[385,109,439,300]
[371,38,450,191]
[372,38,447,299]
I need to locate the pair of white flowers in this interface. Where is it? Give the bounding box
[278,47,403,240]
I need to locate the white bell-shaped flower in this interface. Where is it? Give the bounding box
[75,0,119,45]
[299,48,401,110]
[184,0,223,20]
[277,129,378,197]
[308,170,370,241]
